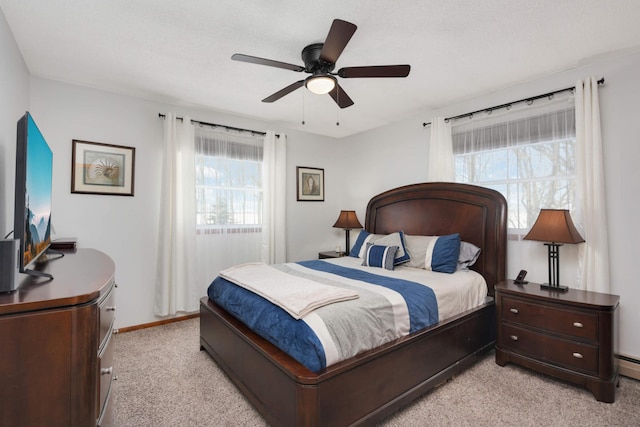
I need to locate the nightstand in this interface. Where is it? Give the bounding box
[318,251,346,259]
[495,280,619,402]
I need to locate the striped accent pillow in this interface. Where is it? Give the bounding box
[350,231,410,265]
[361,244,399,270]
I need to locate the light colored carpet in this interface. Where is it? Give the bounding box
[113,317,640,426]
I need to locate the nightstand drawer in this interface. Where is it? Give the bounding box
[546,308,597,341]
[499,324,545,358]
[544,337,598,374]
[500,324,598,374]
[501,296,597,341]
[501,297,545,328]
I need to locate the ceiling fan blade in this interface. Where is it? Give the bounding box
[338,65,411,78]
[232,53,305,72]
[319,19,357,64]
[262,80,305,103]
[328,83,354,109]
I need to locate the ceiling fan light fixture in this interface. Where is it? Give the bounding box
[305,75,336,95]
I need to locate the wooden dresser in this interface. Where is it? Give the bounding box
[495,280,619,402]
[0,249,116,426]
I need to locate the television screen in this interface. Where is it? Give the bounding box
[14,112,53,272]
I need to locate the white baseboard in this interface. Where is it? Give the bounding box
[618,354,640,381]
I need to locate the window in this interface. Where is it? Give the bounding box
[453,104,576,233]
[194,127,263,232]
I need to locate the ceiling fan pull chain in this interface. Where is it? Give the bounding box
[336,88,340,126]
[302,90,306,125]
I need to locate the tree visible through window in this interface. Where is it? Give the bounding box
[194,128,263,231]
[453,105,576,233]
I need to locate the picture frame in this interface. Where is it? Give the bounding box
[296,166,324,201]
[71,140,135,196]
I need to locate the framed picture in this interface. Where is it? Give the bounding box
[71,140,135,196]
[296,166,324,201]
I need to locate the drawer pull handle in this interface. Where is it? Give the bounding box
[101,367,113,375]
[509,308,519,314]
[509,335,519,341]
[573,322,584,328]
[106,306,116,312]
[572,352,583,359]
[113,328,119,335]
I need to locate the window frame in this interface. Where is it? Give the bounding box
[452,105,577,236]
[194,130,264,233]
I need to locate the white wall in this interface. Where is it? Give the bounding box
[0,6,29,234]
[343,48,640,360]
[27,78,345,328]
[284,128,352,261]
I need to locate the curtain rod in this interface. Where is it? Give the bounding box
[158,113,274,137]
[422,77,605,127]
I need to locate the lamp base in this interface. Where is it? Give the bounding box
[540,283,569,292]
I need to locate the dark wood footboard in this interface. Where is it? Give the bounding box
[200,296,496,426]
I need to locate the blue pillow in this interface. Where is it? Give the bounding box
[428,233,461,274]
[361,244,399,270]
[349,230,371,257]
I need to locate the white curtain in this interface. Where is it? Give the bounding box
[155,119,287,316]
[574,77,610,293]
[262,131,287,264]
[427,117,454,181]
[155,113,198,316]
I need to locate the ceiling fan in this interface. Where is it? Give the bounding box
[231,19,411,108]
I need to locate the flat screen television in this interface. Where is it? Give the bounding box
[13,111,55,277]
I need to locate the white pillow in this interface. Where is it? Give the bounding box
[404,234,481,272]
[404,235,438,269]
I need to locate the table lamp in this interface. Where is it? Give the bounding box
[524,209,584,292]
[332,210,363,255]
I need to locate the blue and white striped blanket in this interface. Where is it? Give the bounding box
[208,258,447,372]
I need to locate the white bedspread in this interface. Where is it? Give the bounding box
[324,256,488,322]
[219,262,359,319]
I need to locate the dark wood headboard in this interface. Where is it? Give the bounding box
[365,182,507,294]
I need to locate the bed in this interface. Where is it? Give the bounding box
[200,182,507,426]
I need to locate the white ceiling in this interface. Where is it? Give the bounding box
[2,1,640,138]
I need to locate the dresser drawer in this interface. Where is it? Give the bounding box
[99,281,116,349]
[98,330,115,421]
[501,296,597,341]
[97,380,114,427]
